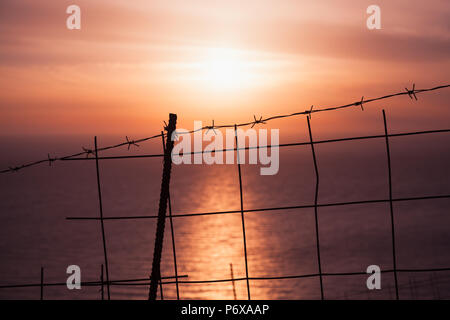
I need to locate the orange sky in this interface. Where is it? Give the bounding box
[0,0,448,136]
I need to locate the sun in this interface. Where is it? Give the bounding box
[203,48,251,90]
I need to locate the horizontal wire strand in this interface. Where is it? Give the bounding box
[3,268,450,289]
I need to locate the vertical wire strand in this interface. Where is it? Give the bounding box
[161,131,180,300]
[40,267,44,300]
[159,278,164,300]
[94,136,111,300]
[382,110,399,300]
[307,117,324,300]
[234,124,251,300]
[100,264,104,300]
[230,263,237,300]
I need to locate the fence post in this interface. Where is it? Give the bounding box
[161,131,180,300]
[149,113,177,300]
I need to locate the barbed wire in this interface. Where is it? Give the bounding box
[178,83,449,133]
[1,83,448,174]
[1,132,164,174]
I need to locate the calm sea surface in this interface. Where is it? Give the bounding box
[1,132,450,299]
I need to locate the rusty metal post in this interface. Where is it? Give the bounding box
[149,113,177,300]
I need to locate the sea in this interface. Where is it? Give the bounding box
[1,121,450,300]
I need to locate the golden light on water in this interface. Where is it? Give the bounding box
[172,166,261,299]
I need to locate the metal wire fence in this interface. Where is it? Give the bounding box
[1,84,449,300]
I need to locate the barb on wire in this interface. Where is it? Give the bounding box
[82,147,95,158]
[405,83,418,100]
[125,136,139,150]
[356,96,365,111]
[47,154,56,166]
[205,120,217,135]
[8,166,20,173]
[251,115,266,128]
[1,84,448,174]
[306,105,314,119]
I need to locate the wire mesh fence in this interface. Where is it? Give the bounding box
[1,84,449,300]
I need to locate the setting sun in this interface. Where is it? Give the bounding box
[202,48,254,91]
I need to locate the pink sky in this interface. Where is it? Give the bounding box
[0,0,448,136]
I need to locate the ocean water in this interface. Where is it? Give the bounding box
[0,131,450,300]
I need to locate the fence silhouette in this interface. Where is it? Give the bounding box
[1,84,450,300]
